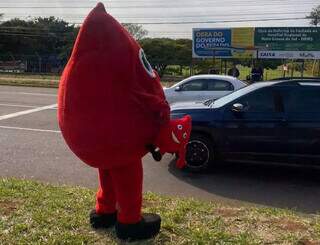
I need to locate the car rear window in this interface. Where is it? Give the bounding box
[206,80,234,91]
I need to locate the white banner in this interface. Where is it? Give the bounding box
[258,51,320,59]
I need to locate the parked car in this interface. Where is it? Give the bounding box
[164,75,247,104]
[171,79,320,171]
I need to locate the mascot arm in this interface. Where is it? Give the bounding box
[132,89,170,125]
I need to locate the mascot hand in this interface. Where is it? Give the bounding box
[146,144,162,162]
[151,115,192,168]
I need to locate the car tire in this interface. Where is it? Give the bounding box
[185,133,214,172]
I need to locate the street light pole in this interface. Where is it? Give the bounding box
[212,49,216,71]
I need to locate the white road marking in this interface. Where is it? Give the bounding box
[0,91,56,97]
[0,103,57,121]
[0,103,37,108]
[0,125,61,133]
[0,103,57,109]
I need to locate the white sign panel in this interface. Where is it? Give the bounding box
[258,51,320,59]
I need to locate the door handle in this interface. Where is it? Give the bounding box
[275,118,287,124]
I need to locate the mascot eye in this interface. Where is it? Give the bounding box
[139,49,155,78]
[177,125,183,130]
[183,133,187,139]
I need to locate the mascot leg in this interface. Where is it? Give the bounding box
[89,169,117,229]
[111,160,161,241]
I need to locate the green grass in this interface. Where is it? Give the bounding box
[0,67,318,89]
[0,73,59,88]
[237,66,314,81]
[1,178,320,244]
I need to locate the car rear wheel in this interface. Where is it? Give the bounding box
[185,134,214,171]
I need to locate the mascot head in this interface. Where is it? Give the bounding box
[69,2,158,87]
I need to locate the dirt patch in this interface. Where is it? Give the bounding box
[0,200,20,216]
[214,207,244,218]
[297,239,320,245]
[277,219,308,232]
[142,199,158,208]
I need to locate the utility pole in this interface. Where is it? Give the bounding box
[301,60,305,78]
[224,60,227,75]
[35,53,42,73]
[212,49,216,72]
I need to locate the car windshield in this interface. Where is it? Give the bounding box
[202,98,215,106]
[211,83,273,108]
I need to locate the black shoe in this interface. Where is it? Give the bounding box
[89,209,117,229]
[115,213,161,241]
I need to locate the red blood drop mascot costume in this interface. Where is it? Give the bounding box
[58,2,191,241]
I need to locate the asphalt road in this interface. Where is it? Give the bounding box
[1,85,320,214]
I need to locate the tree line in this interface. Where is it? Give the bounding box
[0,5,319,75]
[0,17,194,75]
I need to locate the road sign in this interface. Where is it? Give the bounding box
[255,27,320,59]
[258,51,320,59]
[255,27,320,51]
[193,27,320,59]
[192,28,232,58]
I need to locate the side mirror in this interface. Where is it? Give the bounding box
[232,103,245,113]
[174,86,182,92]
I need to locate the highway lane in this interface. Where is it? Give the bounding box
[1,85,320,214]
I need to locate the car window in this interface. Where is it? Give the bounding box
[181,79,206,91]
[213,82,275,108]
[235,88,275,112]
[206,79,234,91]
[283,87,320,113]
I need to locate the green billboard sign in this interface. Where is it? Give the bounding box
[255,27,320,51]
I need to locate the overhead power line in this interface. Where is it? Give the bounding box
[0,16,309,25]
[72,17,309,25]
[0,2,317,8]
[1,11,310,19]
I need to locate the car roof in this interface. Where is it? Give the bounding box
[269,79,320,86]
[270,77,320,81]
[173,74,243,87]
[185,74,239,80]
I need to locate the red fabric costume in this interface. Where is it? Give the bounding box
[58,3,191,225]
[155,115,192,169]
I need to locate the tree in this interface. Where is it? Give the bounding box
[140,38,175,77]
[122,23,148,40]
[140,38,192,77]
[307,5,320,26]
[175,39,192,74]
[0,17,79,72]
[0,17,78,58]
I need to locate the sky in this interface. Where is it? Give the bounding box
[0,0,318,38]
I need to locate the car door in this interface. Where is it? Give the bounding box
[175,79,207,103]
[279,84,320,161]
[221,87,285,161]
[202,79,235,101]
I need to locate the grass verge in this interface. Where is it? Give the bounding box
[1,178,320,244]
[0,75,175,89]
[0,74,59,88]
[1,72,317,89]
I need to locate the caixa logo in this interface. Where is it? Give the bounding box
[259,52,276,57]
[299,52,315,58]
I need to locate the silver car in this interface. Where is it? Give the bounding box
[164,75,247,104]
